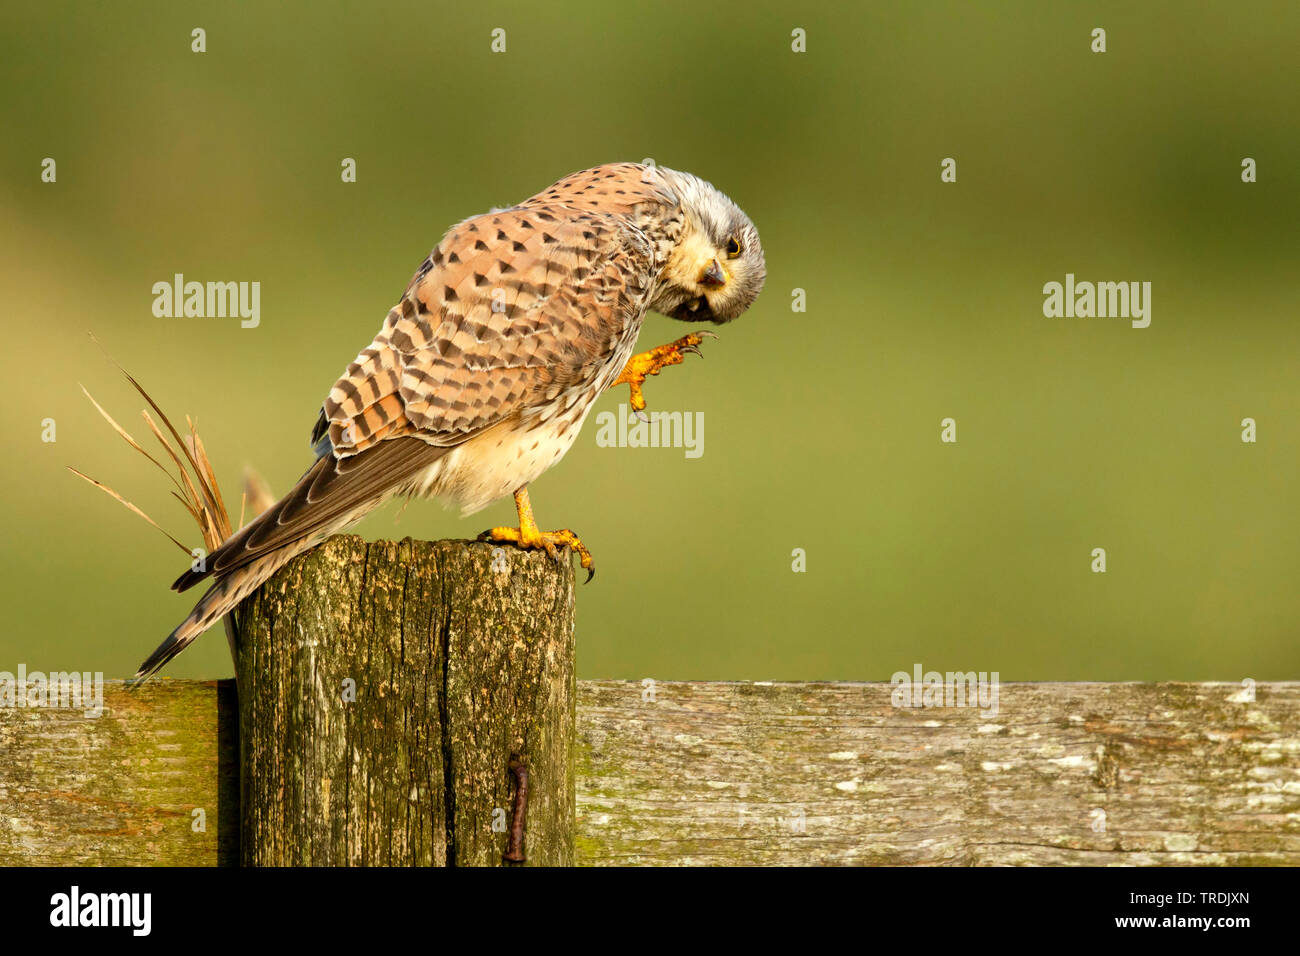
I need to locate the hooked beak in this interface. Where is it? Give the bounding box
[700,259,728,287]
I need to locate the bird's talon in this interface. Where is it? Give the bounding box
[612,332,715,410]
[478,513,595,583]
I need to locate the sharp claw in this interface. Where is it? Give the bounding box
[584,566,595,583]
[697,330,719,340]
[632,408,650,423]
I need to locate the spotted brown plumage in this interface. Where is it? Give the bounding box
[135,163,765,681]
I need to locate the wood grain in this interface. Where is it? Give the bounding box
[577,680,1300,865]
[3,553,1295,866]
[236,536,576,866]
[0,680,237,866]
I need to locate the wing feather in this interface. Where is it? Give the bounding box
[177,180,658,596]
[172,437,447,592]
[318,202,653,457]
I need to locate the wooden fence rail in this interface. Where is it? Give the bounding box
[2,679,1297,865]
[2,537,1296,865]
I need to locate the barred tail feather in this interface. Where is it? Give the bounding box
[131,437,451,685]
[131,546,308,684]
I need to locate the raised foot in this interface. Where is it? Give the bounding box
[478,525,596,582]
[614,331,717,414]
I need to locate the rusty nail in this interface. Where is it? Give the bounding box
[503,754,529,863]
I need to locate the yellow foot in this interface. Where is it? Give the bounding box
[478,525,596,582]
[613,331,717,414]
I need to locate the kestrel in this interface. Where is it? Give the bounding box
[134,163,765,680]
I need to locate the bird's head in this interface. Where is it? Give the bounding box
[652,168,765,324]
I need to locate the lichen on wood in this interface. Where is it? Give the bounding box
[4,653,1296,864]
[576,680,1300,865]
[0,680,237,866]
[236,536,577,866]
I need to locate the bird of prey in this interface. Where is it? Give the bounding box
[134,162,765,681]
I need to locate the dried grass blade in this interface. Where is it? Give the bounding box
[79,385,183,495]
[68,467,191,556]
[119,368,225,526]
[141,410,206,521]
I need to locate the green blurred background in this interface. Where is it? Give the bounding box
[2,2,1297,682]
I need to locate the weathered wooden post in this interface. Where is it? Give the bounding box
[235,536,576,866]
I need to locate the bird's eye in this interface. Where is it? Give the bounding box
[725,237,741,259]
